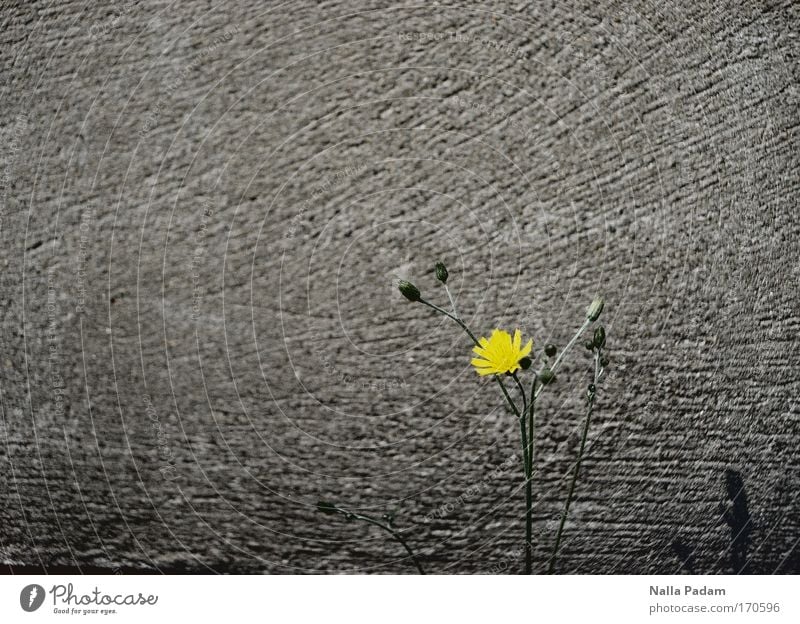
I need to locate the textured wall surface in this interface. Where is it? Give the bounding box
[1,0,798,574]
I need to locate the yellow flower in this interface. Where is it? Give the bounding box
[471,329,533,376]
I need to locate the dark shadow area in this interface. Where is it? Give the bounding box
[720,469,752,574]
[671,539,696,573]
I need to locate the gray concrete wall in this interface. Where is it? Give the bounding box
[0,0,798,573]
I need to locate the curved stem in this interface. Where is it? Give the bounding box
[327,506,426,574]
[534,318,591,400]
[419,298,478,344]
[443,283,459,316]
[419,297,522,422]
[547,348,601,574]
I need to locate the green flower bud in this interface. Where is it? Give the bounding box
[398,280,421,302]
[586,296,604,322]
[435,262,449,284]
[544,343,557,358]
[600,356,610,368]
[518,356,532,370]
[593,326,606,349]
[584,340,594,351]
[539,368,556,385]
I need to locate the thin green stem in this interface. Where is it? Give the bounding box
[326,505,426,574]
[510,374,530,468]
[534,317,591,401]
[419,296,531,572]
[527,378,537,477]
[525,377,537,574]
[442,283,458,316]
[513,372,533,575]
[419,298,478,344]
[547,348,601,574]
[419,297,522,423]
[511,372,528,434]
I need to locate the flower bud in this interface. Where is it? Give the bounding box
[584,340,594,351]
[593,326,606,349]
[397,280,421,302]
[586,296,604,322]
[539,368,555,385]
[544,343,557,358]
[518,356,532,370]
[317,501,338,515]
[435,262,449,284]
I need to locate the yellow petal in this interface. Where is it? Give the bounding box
[470,358,494,368]
[472,345,490,357]
[513,329,521,353]
[520,338,533,358]
[502,329,513,353]
[474,337,496,358]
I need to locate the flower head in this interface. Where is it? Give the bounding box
[397,280,421,302]
[471,329,532,376]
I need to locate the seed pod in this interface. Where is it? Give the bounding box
[539,368,556,385]
[544,343,557,358]
[398,280,421,302]
[586,296,604,322]
[434,262,449,284]
[593,326,606,349]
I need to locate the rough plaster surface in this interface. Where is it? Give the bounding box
[0,0,798,574]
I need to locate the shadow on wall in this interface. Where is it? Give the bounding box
[671,468,753,574]
[720,469,752,574]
